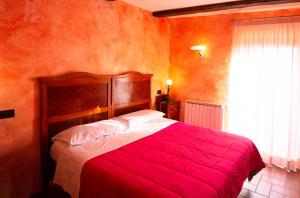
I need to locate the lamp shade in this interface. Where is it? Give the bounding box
[166,79,173,86]
[190,45,207,51]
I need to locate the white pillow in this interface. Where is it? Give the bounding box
[114,109,165,129]
[86,119,126,130]
[52,120,124,146]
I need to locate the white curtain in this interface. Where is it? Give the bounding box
[228,17,300,171]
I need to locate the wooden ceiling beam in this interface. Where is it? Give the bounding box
[153,0,300,17]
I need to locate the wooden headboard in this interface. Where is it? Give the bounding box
[39,72,112,187]
[39,71,152,187]
[112,72,153,117]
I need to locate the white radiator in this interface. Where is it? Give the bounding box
[184,100,224,130]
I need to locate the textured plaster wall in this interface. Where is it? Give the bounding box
[169,8,300,121]
[0,0,170,197]
[2,0,300,197]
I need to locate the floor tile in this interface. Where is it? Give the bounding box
[240,188,250,197]
[239,191,267,198]
[274,169,287,181]
[244,182,257,191]
[269,191,284,198]
[247,191,267,198]
[262,167,276,177]
[286,173,300,191]
[250,174,262,185]
[241,166,300,198]
[256,181,272,196]
[272,185,300,197]
[262,175,286,187]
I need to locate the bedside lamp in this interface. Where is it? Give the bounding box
[166,79,173,95]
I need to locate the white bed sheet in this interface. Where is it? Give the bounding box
[50,117,176,198]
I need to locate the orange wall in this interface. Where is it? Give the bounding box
[169,8,300,121]
[2,0,300,196]
[0,0,170,197]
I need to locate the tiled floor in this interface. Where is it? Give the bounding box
[239,166,300,198]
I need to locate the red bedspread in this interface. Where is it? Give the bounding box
[80,122,265,198]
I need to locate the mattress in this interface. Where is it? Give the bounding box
[51,117,177,198]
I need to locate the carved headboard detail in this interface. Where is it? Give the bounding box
[112,72,153,117]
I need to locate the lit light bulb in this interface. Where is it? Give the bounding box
[166,79,173,86]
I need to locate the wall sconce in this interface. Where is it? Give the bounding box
[166,79,173,95]
[191,45,207,58]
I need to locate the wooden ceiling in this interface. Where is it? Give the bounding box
[152,0,300,17]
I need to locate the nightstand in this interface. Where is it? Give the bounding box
[158,100,180,120]
[31,185,71,198]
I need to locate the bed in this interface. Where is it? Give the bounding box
[39,71,265,198]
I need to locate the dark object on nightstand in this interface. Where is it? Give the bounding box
[155,94,170,106]
[158,100,180,120]
[31,185,71,198]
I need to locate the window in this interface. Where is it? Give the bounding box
[228,17,300,171]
